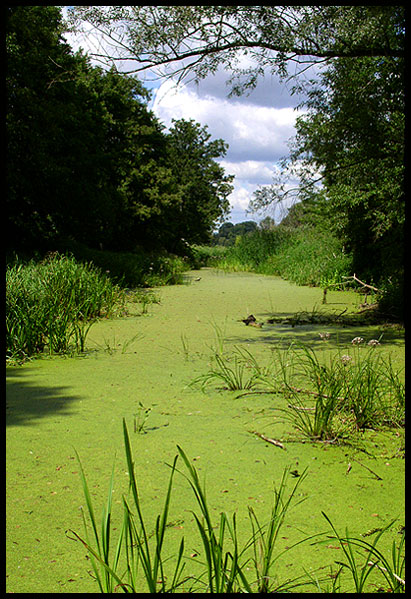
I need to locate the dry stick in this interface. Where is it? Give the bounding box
[367,562,405,586]
[351,457,383,480]
[249,430,286,450]
[323,273,380,304]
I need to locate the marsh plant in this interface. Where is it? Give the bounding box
[193,338,404,441]
[191,345,269,391]
[6,253,126,361]
[69,419,309,593]
[69,420,404,593]
[129,289,160,315]
[133,401,152,434]
[271,342,404,441]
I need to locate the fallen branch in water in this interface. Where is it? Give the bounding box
[351,457,383,480]
[249,430,286,450]
[367,561,405,586]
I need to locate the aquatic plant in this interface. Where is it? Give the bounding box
[69,419,404,593]
[277,342,405,439]
[191,345,267,391]
[193,336,404,440]
[6,253,126,361]
[69,419,308,593]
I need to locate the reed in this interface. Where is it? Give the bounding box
[69,420,310,593]
[215,227,352,288]
[6,253,126,361]
[69,420,404,593]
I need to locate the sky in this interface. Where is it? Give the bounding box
[62,9,306,226]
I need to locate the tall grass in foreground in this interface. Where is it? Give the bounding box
[68,419,404,593]
[6,253,126,361]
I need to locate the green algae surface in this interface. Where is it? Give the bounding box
[6,268,405,593]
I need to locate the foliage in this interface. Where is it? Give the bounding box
[6,7,233,256]
[64,6,404,311]
[212,221,258,246]
[6,253,126,361]
[57,241,189,288]
[67,7,404,90]
[216,226,352,288]
[250,12,404,292]
[166,119,234,248]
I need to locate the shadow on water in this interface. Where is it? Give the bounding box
[229,309,405,350]
[6,367,81,427]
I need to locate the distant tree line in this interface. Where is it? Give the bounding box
[6,6,233,255]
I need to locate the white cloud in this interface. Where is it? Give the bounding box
[152,80,303,222]
[62,8,305,224]
[152,81,298,163]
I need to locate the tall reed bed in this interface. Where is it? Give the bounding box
[6,253,126,361]
[215,227,352,288]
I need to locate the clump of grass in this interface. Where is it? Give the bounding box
[191,335,404,441]
[6,253,126,361]
[313,513,405,593]
[191,345,267,391]
[277,341,405,441]
[133,401,152,434]
[69,419,404,593]
[69,419,309,593]
[128,289,160,315]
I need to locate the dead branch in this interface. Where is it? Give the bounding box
[249,430,286,449]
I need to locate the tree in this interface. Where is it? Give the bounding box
[164,119,234,249]
[258,216,275,231]
[7,6,164,250]
[253,50,404,282]
[6,6,87,247]
[7,7,182,252]
[67,6,404,92]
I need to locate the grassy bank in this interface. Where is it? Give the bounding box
[6,244,194,363]
[211,227,353,288]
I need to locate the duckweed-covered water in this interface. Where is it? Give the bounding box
[6,268,404,593]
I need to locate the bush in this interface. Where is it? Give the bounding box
[56,241,189,288]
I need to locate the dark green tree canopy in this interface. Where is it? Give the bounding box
[7,6,234,254]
